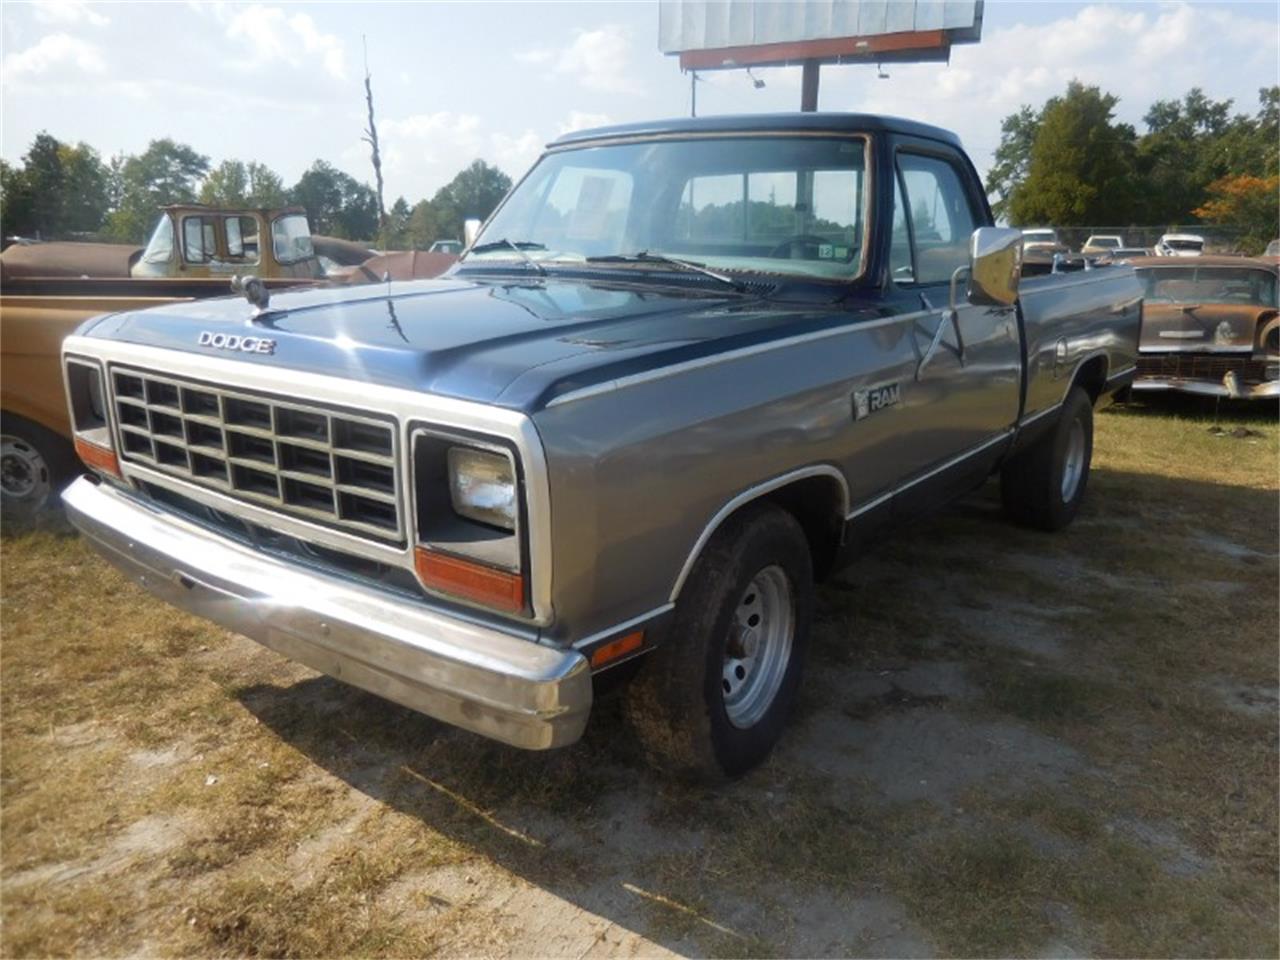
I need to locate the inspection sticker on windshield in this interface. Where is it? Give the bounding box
[853,382,900,420]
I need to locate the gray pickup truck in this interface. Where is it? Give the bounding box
[60,114,1141,778]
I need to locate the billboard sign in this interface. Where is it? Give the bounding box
[659,0,983,69]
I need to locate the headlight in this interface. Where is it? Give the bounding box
[64,357,120,478]
[413,431,526,615]
[448,446,517,531]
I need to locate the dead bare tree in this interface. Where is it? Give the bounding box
[361,35,388,248]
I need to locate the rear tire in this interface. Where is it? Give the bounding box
[623,502,813,781]
[1001,386,1093,532]
[1,413,77,526]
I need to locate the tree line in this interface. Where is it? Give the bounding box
[3,83,1276,254]
[988,83,1278,253]
[0,134,512,249]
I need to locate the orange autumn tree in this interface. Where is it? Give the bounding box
[1193,174,1279,255]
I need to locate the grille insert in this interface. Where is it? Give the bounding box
[1137,355,1270,382]
[111,367,402,543]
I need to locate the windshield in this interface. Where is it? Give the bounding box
[1023,230,1055,242]
[272,214,314,264]
[1140,267,1277,306]
[1090,237,1120,248]
[141,214,174,264]
[1166,238,1203,251]
[466,135,869,281]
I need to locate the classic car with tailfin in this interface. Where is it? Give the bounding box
[1131,256,1278,399]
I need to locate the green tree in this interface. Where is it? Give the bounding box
[986,106,1039,223]
[1006,82,1137,226]
[58,142,110,234]
[106,138,209,242]
[386,196,412,247]
[1135,88,1237,224]
[199,159,249,206]
[289,159,379,239]
[245,162,287,208]
[0,133,109,238]
[0,159,34,237]
[425,160,512,242]
[406,197,447,248]
[21,133,67,237]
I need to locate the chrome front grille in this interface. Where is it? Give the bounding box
[110,366,403,544]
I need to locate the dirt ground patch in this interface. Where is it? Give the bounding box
[2,397,1277,957]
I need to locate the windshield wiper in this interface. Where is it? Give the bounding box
[585,251,745,292]
[467,238,547,275]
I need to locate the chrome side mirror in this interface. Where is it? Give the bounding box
[463,218,482,249]
[968,226,1022,307]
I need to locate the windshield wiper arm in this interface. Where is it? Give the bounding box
[467,238,547,275]
[585,251,745,292]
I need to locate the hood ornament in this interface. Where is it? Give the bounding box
[230,274,271,313]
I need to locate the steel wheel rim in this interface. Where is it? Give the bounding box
[1061,419,1085,503]
[722,564,794,729]
[1,434,49,503]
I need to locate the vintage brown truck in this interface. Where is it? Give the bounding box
[0,206,328,522]
[1,206,461,521]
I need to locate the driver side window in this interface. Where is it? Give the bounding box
[893,152,979,285]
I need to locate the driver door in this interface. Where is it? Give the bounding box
[885,147,1021,511]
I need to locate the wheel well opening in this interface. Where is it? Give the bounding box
[762,475,846,581]
[1073,356,1108,403]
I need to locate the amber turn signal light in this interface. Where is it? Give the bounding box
[414,547,524,614]
[74,436,121,478]
[589,630,644,669]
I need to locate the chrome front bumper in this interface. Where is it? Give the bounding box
[62,477,591,749]
[1132,372,1280,400]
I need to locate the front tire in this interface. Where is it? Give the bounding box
[1,413,77,526]
[1001,386,1094,531]
[623,503,813,780]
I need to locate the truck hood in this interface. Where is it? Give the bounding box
[85,275,849,411]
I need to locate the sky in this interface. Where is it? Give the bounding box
[1,0,1276,205]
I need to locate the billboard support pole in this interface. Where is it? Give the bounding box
[800,59,820,111]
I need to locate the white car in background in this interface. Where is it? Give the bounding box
[1082,234,1125,255]
[1021,227,1069,257]
[1155,233,1205,257]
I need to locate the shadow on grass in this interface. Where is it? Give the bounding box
[230,466,1277,957]
[1107,392,1279,424]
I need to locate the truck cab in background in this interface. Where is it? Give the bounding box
[130,205,323,280]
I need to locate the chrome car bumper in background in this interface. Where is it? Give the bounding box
[1132,374,1280,400]
[62,477,592,750]
[1133,355,1280,400]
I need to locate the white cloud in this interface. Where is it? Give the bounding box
[530,25,640,94]
[515,48,554,65]
[224,4,347,80]
[32,0,108,26]
[384,111,482,143]
[489,130,543,175]
[557,111,611,136]
[1,33,106,82]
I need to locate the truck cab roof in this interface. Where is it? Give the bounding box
[550,112,963,149]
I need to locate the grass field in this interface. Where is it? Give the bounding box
[2,395,1277,957]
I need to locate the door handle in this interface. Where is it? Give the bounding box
[916,266,969,380]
